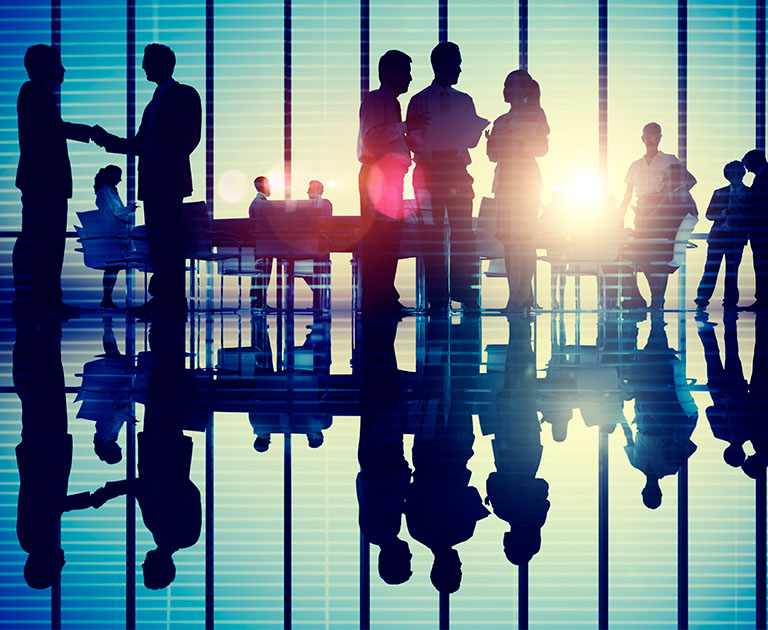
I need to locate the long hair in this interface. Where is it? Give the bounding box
[94,165,121,193]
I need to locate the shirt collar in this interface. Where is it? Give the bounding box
[153,78,176,100]
[430,80,453,94]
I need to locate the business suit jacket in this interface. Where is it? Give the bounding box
[106,80,201,201]
[749,165,768,233]
[15,80,92,199]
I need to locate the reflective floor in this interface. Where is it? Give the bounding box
[0,305,766,629]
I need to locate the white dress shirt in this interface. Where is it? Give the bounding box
[624,151,680,199]
[357,85,410,168]
[406,80,479,165]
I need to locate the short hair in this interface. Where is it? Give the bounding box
[24,550,65,589]
[143,43,176,75]
[430,41,461,71]
[430,548,462,593]
[308,180,324,194]
[254,176,269,191]
[643,122,662,135]
[142,548,176,590]
[378,50,412,84]
[378,539,412,585]
[24,44,59,80]
[743,149,767,167]
[723,160,746,180]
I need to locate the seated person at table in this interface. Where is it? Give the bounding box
[302,180,332,311]
[695,160,749,311]
[94,165,136,309]
[623,162,698,310]
[249,176,273,310]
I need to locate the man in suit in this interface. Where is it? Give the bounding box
[741,149,768,311]
[357,50,426,315]
[13,44,96,317]
[93,44,202,314]
[407,42,484,314]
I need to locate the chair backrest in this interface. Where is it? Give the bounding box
[183,200,212,258]
[76,209,113,238]
[670,213,698,269]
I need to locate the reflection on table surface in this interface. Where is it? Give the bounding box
[0,309,765,629]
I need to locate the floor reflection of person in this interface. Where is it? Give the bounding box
[486,316,550,566]
[405,315,488,593]
[356,317,413,585]
[13,319,72,589]
[742,313,768,478]
[697,314,752,470]
[622,315,698,508]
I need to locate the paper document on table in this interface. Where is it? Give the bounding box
[426,111,490,151]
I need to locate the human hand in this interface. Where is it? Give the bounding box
[406,111,430,133]
[484,129,491,140]
[91,125,109,148]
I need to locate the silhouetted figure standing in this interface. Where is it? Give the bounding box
[357,50,422,315]
[93,44,202,315]
[356,317,413,585]
[249,176,273,310]
[697,315,752,470]
[13,44,96,318]
[93,165,135,309]
[617,122,694,309]
[486,316,550,566]
[622,315,698,508]
[407,42,485,313]
[695,161,749,310]
[486,70,549,313]
[741,149,768,311]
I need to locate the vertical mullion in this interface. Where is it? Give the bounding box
[598,0,608,178]
[439,0,447,43]
[361,0,369,99]
[284,434,292,629]
[284,0,292,200]
[519,0,528,71]
[598,430,609,630]
[126,0,135,306]
[757,0,766,151]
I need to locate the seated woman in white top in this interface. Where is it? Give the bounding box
[94,165,135,308]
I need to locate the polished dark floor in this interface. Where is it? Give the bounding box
[0,305,765,629]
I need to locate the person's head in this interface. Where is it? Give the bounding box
[24,44,65,86]
[503,69,533,106]
[24,549,65,589]
[306,431,324,448]
[742,454,767,479]
[723,160,746,186]
[641,122,662,151]
[378,538,412,585]
[378,50,413,96]
[93,436,122,464]
[93,165,122,193]
[723,442,746,468]
[430,548,462,593]
[742,149,767,174]
[503,528,542,566]
[307,180,324,200]
[253,433,271,452]
[142,44,175,84]
[254,176,271,197]
[430,41,462,87]
[642,476,662,509]
[142,548,176,590]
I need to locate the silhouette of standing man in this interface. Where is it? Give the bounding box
[407,42,483,313]
[357,50,424,315]
[13,44,96,318]
[741,149,768,311]
[93,44,201,315]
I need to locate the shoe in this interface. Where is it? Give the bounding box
[100,298,119,310]
[694,299,708,310]
[740,301,767,312]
